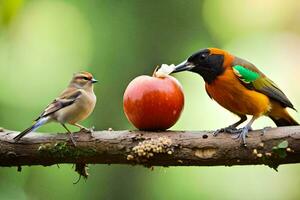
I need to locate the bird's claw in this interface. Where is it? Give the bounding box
[80,126,94,134]
[213,126,240,136]
[232,126,252,146]
[69,133,77,146]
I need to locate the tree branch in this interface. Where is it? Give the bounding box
[1,126,300,170]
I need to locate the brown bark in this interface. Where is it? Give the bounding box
[0,126,300,170]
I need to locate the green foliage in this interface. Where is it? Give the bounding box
[272,140,289,158]
[0,0,23,27]
[38,142,97,158]
[262,157,280,172]
[260,140,289,171]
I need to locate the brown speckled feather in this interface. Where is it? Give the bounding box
[35,90,82,121]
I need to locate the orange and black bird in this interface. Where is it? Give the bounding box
[171,48,298,145]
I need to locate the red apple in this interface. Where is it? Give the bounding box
[123,74,184,130]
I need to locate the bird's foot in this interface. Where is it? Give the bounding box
[261,126,271,136]
[213,126,240,136]
[232,126,252,146]
[69,133,77,146]
[80,126,95,134]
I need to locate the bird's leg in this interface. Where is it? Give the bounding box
[61,123,77,146]
[232,116,258,146]
[213,115,247,136]
[73,123,94,133]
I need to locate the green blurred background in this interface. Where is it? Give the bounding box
[1,0,300,199]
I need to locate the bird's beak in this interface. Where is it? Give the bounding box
[172,60,195,73]
[91,78,98,83]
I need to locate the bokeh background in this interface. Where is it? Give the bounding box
[1,0,300,199]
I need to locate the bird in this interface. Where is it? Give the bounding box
[14,71,98,145]
[171,48,298,145]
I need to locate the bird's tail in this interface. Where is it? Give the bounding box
[270,114,299,126]
[269,102,299,126]
[14,117,49,141]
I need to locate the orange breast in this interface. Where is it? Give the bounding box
[205,69,271,116]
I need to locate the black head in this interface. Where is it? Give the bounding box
[172,48,225,83]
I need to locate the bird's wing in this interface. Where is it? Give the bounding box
[232,57,295,109]
[35,89,82,120]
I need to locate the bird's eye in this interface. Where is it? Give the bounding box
[83,77,89,81]
[201,53,208,59]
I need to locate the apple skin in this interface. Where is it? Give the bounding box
[123,75,184,131]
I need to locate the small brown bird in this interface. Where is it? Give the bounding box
[14,72,98,145]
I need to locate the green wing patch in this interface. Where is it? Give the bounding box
[233,65,260,83]
[232,64,294,109]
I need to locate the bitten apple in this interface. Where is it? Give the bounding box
[123,73,184,130]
